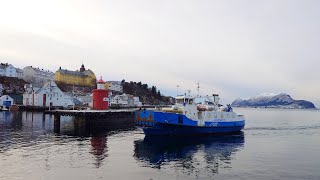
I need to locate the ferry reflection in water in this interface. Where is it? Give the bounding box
[134,133,244,175]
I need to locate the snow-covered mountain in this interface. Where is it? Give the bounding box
[231,93,316,109]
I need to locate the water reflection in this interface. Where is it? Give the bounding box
[134,133,244,176]
[0,111,127,168]
[90,136,108,168]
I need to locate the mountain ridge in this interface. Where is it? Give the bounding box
[231,93,316,109]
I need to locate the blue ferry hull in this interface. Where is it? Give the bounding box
[143,123,244,136]
[135,110,245,136]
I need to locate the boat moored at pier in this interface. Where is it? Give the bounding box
[135,93,245,136]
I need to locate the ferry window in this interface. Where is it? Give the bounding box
[221,114,224,118]
[189,99,193,104]
[232,114,235,118]
[214,114,217,118]
[184,99,188,103]
[227,114,230,118]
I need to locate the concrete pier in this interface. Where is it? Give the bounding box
[45,109,136,116]
[46,109,137,132]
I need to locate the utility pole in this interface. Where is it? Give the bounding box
[73,84,75,110]
[49,81,51,111]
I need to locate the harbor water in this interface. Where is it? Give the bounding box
[0,109,320,179]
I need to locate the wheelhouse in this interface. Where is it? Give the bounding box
[175,96,194,105]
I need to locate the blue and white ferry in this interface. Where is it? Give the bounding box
[135,93,245,136]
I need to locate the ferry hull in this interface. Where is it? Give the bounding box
[135,110,245,136]
[143,124,244,136]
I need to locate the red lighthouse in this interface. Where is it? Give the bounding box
[92,76,109,110]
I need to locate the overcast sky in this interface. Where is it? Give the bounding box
[1,0,320,105]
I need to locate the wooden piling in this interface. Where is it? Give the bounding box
[54,115,61,134]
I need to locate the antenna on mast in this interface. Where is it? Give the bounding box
[197,81,200,97]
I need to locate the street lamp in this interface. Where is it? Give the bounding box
[176,85,179,96]
[49,81,52,111]
[72,84,75,110]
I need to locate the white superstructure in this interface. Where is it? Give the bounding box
[162,93,244,126]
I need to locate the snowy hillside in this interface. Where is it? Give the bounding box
[231,93,316,109]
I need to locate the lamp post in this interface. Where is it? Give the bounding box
[72,84,75,110]
[49,81,51,111]
[176,85,179,96]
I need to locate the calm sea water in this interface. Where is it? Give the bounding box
[0,109,320,180]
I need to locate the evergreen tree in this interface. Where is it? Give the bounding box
[151,86,157,95]
[157,90,161,99]
[142,84,148,90]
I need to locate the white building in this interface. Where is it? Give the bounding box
[106,81,123,92]
[16,68,24,79]
[0,63,17,77]
[131,97,142,107]
[111,94,129,106]
[23,66,54,84]
[77,95,93,107]
[0,95,14,108]
[111,94,141,107]
[23,81,74,108]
